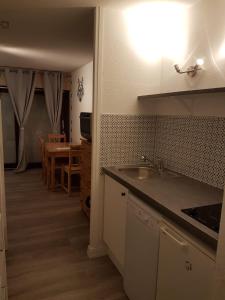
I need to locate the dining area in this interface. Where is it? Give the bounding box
[5,132,93,300]
[38,133,92,218]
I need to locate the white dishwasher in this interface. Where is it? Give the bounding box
[124,193,161,300]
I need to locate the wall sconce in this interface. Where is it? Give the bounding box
[174,59,204,77]
[77,77,84,102]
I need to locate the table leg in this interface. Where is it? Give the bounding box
[46,157,51,189]
[51,156,56,191]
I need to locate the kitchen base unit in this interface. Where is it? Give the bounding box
[156,223,215,300]
[103,175,128,274]
[124,193,161,300]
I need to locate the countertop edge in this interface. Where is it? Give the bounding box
[103,167,217,250]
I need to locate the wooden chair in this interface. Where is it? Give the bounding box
[38,136,47,182]
[61,145,81,196]
[45,143,69,190]
[48,134,66,143]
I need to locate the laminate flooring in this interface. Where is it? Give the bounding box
[5,169,127,300]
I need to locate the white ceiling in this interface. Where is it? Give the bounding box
[0,8,94,72]
[0,0,199,9]
[0,0,200,72]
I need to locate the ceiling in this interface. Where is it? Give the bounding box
[0,0,200,72]
[0,8,94,72]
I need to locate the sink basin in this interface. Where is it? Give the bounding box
[117,166,156,180]
[117,166,181,180]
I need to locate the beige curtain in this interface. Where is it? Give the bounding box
[43,72,63,133]
[5,68,37,172]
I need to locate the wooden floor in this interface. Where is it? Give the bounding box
[5,169,127,300]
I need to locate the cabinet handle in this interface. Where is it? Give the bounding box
[185,261,192,271]
[161,226,187,248]
[121,192,126,196]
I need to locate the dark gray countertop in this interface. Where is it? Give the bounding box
[103,166,223,249]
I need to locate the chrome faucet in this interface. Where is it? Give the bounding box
[141,155,164,173]
[140,155,155,168]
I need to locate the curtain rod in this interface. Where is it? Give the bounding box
[0,66,70,74]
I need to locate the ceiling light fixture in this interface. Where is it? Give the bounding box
[0,21,9,29]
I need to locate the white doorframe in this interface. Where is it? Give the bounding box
[87,6,107,258]
[0,99,7,250]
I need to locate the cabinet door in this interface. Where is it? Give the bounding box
[103,176,128,269]
[156,225,215,300]
[0,215,4,251]
[0,287,7,300]
[0,251,6,288]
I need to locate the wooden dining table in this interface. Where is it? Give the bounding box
[45,142,70,191]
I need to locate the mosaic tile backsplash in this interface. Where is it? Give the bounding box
[100,114,156,167]
[100,114,225,189]
[155,116,225,189]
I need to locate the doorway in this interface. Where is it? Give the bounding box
[0,6,100,299]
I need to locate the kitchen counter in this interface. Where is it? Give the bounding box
[103,166,223,249]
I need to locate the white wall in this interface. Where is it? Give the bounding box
[100,2,225,117]
[101,7,158,115]
[70,61,93,144]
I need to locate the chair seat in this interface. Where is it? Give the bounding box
[64,164,81,174]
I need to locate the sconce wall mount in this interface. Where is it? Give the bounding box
[174,63,202,77]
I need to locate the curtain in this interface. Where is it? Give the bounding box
[5,68,37,172]
[43,72,64,133]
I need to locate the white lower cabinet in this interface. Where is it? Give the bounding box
[103,176,216,300]
[103,176,128,273]
[0,215,4,252]
[156,224,215,300]
[0,251,6,288]
[0,287,7,300]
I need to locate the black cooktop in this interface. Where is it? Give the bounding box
[182,203,222,233]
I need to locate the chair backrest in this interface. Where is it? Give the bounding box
[48,134,66,143]
[69,145,82,169]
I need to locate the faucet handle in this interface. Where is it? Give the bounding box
[141,155,155,168]
[141,155,147,162]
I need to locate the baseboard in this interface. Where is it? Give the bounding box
[4,163,17,169]
[4,162,42,170]
[87,243,107,258]
[27,162,42,169]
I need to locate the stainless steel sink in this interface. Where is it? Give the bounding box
[117,166,156,180]
[117,166,180,180]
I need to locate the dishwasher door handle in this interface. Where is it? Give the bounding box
[161,226,187,248]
